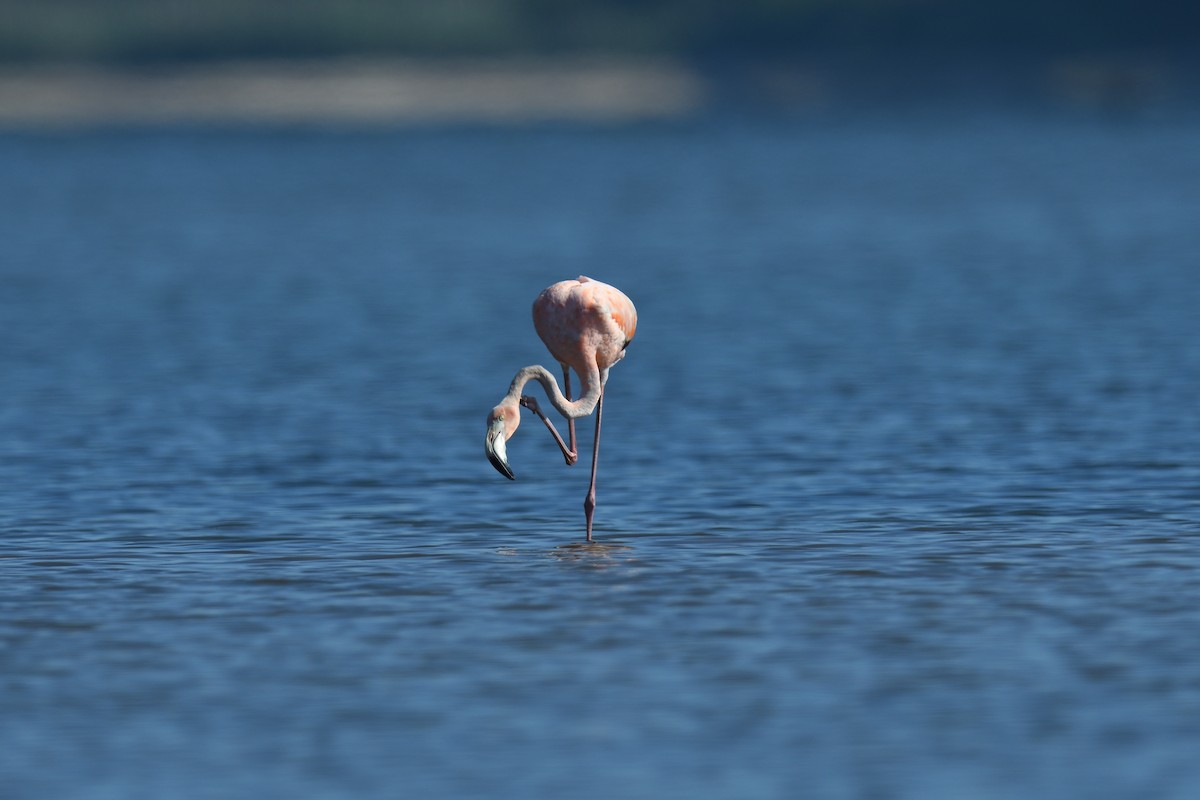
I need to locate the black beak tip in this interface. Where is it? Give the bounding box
[487,448,516,480]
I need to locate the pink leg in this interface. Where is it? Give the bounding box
[562,364,577,460]
[519,362,580,466]
[519,396,578,466]
[583,385,604,542]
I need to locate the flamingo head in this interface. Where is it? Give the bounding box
[485,403,520,480]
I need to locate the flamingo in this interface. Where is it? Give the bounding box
[485,276,637,541]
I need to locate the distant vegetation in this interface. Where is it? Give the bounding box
[1,0,1196,64]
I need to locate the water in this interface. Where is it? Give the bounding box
[2,112,1200,799]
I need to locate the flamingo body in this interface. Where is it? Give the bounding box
[533,277,637,376]
[485,276,636,540]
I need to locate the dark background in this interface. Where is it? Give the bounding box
[1,0,1196,64]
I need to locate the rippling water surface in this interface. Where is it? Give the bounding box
[2,113,1200,799]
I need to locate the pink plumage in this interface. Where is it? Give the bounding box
[485,276,637,541]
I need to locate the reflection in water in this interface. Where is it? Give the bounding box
[496,541,636,566]
[548,541,635,565]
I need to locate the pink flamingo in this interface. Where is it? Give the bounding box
[485,276,637,541]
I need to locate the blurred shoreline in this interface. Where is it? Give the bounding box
[0,59,703,127]
[0,56,1195,127]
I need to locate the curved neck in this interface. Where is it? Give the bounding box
[503,364,604,419]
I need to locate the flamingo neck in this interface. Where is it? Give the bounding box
[503,364,604,419]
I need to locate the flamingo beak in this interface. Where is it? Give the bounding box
[485,417,515,480]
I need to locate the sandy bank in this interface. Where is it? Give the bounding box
[0,59,705,126]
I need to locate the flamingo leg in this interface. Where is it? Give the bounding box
[562,364,577,459]
[518,396,578,466]
[583,384,604,542]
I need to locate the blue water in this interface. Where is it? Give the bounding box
[2,113,1200,799]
